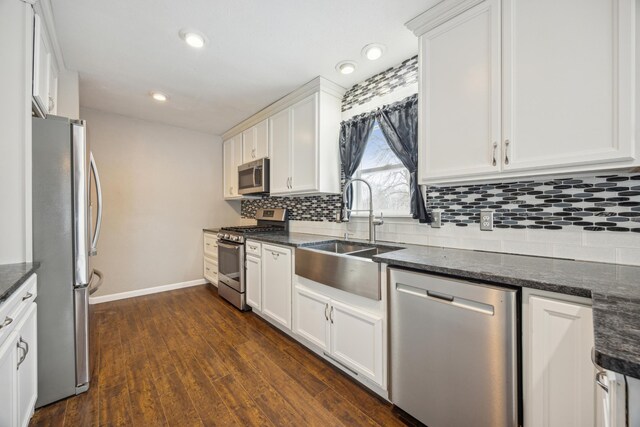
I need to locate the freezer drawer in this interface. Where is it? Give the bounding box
[389,268,519,427]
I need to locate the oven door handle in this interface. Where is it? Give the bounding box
[218,242,241,251]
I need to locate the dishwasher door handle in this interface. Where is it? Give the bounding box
[426,290,454,302]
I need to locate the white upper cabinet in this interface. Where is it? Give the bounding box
[502,0,635,172]
[242,119,269,163]
[222,77,344,198]
[418,0,501,182]
[223,133,243,199]
[33,13,58,116]
[269,91,342,196]
[408,0,637,184]
[269,108,292,195]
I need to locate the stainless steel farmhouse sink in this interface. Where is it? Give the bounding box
[295,241,403,300]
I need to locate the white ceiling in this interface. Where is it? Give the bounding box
[51,0,436,135]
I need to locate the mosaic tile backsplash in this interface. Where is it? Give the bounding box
[428,173,640,232]
[341,56,418,112]
[241,194,342,222]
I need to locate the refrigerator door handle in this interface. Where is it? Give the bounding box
[88,269,104,295]
[89,152,103,256]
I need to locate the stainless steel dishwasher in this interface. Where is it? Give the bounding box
[389,268,519,427]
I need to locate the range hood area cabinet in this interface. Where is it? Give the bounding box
[222,77,345,200]
[407,0,637,185]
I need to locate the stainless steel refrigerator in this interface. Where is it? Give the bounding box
[32,115,104,407]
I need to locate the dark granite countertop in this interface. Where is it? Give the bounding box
[248,232,337,247]
[249,232,640,379]
[0,263,40,304]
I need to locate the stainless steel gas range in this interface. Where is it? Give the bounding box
[217,208,288,311]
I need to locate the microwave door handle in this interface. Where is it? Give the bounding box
[253,167,259,188]
[90,152,103,256]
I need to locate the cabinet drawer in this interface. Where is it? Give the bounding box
[246,240,261,257]
[204,233,219,259]
[0,274,37,344]
[204,257,218,285]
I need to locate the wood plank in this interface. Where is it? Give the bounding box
[153,370,204,427]
[29,400,67,427]
[99,383,133,427]
[213,375,274,427]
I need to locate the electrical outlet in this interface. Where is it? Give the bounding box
[431,210,442,228]
[480,210,493,231]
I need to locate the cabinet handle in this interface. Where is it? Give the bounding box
[491,141,497,166]
[329,306,334,323]
[324,303,329,321]
[249,245,257,250]
[17,338,29,369]
[22,292,33,301]
[504,139,510,165]
[271,251,280,259]
[0,316,13,330]
[595,370,609,393]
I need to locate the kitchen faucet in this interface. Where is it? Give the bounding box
[341,178,384,243]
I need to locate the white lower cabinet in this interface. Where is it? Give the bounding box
[0,332,19,427]
[203,232,218,286]
[0,274,38,427]
[261,244,292,329]
[525,290,599,427]
[293,286,330,352]
[245,254,262,311]
[17,304,37,427]
[293,285,384,387]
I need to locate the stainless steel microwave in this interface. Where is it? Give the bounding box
[238,158,269,195]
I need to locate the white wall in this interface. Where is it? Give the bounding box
[81,108,240,298]
[0,0,33,264]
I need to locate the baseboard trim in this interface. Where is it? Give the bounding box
[89,279,207,304]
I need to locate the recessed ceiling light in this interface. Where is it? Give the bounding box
[336,61,357,75]
[362,43,386,61]
[179,29,206,48]
[151,92,167,102]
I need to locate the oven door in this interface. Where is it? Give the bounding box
[218,241,245,292]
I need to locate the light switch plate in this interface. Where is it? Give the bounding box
[480,210,493,231]
[431,210,442,228]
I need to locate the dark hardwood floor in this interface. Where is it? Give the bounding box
[30,285,415,426]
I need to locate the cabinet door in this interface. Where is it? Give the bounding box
[17,304,37,427]
[245,255,262,311]
[527,296,596,427]
[32,14,51,115]
[502,0,635,171]
[418,0,501,183]
[0,332,19,427]
[254,119,269,160]
[330,300,383,386]
[269,108,291,195]
[223,137,239,198]
[242,127,255,164]
[290,93,318,193]
[293,286,330,352]
[261,244,292,329]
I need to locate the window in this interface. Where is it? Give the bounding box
[353,121,410,216]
